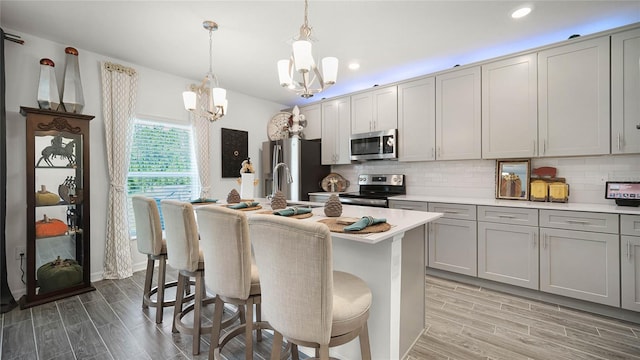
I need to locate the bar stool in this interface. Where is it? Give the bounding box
[161,199,212,355]
[249,214,372,360]
[131,195,178,324]
[196,205,268,360]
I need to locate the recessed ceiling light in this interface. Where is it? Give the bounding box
[348,62,360,70]
[512,6,532,19]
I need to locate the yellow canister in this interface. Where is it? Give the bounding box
[530,180,548,201]
[549,182,569,202]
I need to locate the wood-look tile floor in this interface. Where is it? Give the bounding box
[2,271,639,360]
[407,276,640,360]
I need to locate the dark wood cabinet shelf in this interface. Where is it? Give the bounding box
[19,107,95,308]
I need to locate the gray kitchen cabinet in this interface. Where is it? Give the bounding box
[435,66,481,160]
[398,77,436,162]
[621,214,640,311]
[350,85,398,134]
[539,210,620,307]
[427,203,477,276]
[538,36,610,157]
[612,28,640,154]
[481,54,538,159]
[321,96,351,165]
[477,206,539,290]
[299,103,321,140]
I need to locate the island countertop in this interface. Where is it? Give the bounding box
[208,199,443,245]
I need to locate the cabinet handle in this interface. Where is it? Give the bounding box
[533,140,536,156]
[543,234,548,249]
[431,147,435,159]
[533,232,537,248]
[629,239,632,261]
[543,139,546,155]
[566,219,590,225]
[617,133,622,151]
[498,215,516,219]
[437,147,441,158]
[444,211,459,214]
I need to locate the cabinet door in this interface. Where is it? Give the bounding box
[478,222,538,290]
[373,85,398,131]
[482,54,538,159]
[321,97,351,165]
[398,77,436,162]
[428,218,477,276]
[612,28,640,154]
[538,36,610,157]
[435,66,481,160]
[351,92,374,134]
[540,228,619,306]
[299,103,321,140]
[621,235,640,311]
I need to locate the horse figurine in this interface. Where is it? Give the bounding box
[36,135,76,167]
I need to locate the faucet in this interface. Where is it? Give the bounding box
[270,162,293,199]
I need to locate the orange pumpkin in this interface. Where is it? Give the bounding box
[35,215,68,238]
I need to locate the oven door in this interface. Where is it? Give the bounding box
[339,194,389,208]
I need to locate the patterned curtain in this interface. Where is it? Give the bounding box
[101,62,138,279]
[192,89,211,199]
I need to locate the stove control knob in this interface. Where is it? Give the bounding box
[358,175,367,183]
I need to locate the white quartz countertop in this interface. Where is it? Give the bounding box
[200,199,442,245]
[389,195,640,215]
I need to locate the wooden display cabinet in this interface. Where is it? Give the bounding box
[19,107,95,308]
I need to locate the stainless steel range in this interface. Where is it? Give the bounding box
[339,174,405,208]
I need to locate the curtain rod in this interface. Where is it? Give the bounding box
[3,32,24,45]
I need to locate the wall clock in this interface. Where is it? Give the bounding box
[267,112,291,141]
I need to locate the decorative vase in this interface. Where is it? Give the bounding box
[61,47,84,113]
[240,173,255,200]
[37,58,61,111]
[324,194,342,217]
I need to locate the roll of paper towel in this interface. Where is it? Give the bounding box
[240,173,255,200]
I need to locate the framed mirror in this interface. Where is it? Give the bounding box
[496,159,530,200]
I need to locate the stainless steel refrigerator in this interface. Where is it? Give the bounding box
[261,138,330,201]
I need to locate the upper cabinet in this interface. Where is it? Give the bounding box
[299,104,322,140]
[538,36,610,157]
[435,66,481,160]
[321,96,351,165]
[612,28,640,154]
[398,77,436,162]
[482,54,538,159]
[351,85,398,134]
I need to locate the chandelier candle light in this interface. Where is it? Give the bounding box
[277,0,338,98]
[183,20,227,122]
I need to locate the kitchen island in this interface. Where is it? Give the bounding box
[205,200,442,359]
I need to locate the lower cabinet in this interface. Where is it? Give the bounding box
[427,203,477,276]
[540,225,620,307]
[621,214,640,311]
[389,200,430,266]
[477,206,539,290]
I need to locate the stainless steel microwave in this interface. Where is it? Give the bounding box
[350,129,397,161]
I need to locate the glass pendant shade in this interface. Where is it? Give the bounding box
[212,88,226,107]
[277,59,292,86]
[292,40,313,72]
[321,57,338,84]
[183,91,197,111]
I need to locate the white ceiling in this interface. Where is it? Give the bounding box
[2,1,640,107]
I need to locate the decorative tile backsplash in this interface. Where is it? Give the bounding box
[332,154,640,205]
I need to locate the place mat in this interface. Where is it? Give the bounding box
[318,218,391,234]
[256,210,313,219]
[225,204,262,211]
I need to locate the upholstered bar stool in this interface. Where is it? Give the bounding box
[249,215,372,360]
[161,199,212,355]
[196,205,268,360]
[131,195,178,324]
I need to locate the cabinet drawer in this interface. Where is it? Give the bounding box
[621,214,640,236]
[539,210,618,234]
[478,206,538,226]
[389,200,428,212]
[428,203,476,220]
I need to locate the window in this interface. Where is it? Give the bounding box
[127,118,199,235]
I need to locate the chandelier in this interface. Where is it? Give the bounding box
[183,20,227,122]
[277,0,338,99]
